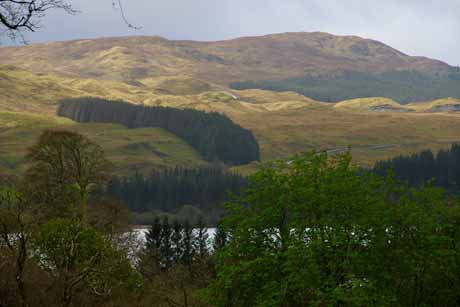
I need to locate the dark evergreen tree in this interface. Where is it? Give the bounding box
[58,97,260,165]
[159,216,173,270]
[145,216,162,270]
[107,167,247,214]
[195,216,209,260]
[372,144,460,194]
[171,220,183,264]
[181,220,194,272]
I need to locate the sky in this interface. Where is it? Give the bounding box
[19,0,460,66]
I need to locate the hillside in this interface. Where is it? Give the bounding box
[0,112,204,175]
[58,98,260,165]
[334,97,411,112]
[1,33,460,172]
[231,70,460,103]
[0,32,452,85]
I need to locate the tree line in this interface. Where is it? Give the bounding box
[137,215,230,306]
[372,144,460,193]
[5,130,460,306]
[58,97,260,165]
[107,167,247,218]
[142,216,228,272]
[231,69,460,103]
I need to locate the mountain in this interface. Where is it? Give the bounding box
[0,32,453,85]
[1,32,460,173]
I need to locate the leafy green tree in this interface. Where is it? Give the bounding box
[212,222,228,252]
[35,218,141,307]
[206,151,460,306]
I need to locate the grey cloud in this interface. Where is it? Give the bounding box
[22,0,460,66]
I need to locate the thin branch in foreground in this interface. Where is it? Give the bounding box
[111,0,142,30]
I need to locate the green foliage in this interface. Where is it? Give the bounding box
[0,186,23,231]
[58,97,260,165]
[231,70,460,103]
[35,219,142,301]
[36,219,107,270]
[212,222,228,252]
[206,151,460,306]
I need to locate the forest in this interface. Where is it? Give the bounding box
[231,70,460,103]
[58,97,260,165]
[107,167,247,225]
[4,131,460,306]
[372,144,460,193]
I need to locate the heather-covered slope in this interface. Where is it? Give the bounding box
[0,32,452,86]
[2,33,460,172]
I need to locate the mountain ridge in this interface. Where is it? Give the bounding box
[2,32,460,173]
[0,32,453,86]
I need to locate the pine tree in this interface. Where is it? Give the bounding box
[145,216,162,266]
[105,166,248,214]
[159,216,172,270]
[181,220,195,272]
[195,216,209,260]
[171,219,183,264]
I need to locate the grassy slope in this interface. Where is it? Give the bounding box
[1,32,460,172]
[0,112,204,175]
[232,105,460,166]
[0,33,451,85]
[334,97,407,111]
[407,98,460,112]
[2,64,460,172]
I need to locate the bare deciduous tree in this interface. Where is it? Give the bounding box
[0,0,139,41]
[25,130,111,225]
[0,0,76,40]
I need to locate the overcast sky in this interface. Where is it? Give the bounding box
[21,0,460,66]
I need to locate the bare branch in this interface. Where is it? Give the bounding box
[0,0,77,41]
[111,0,141,30]
[1,1,140,43]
